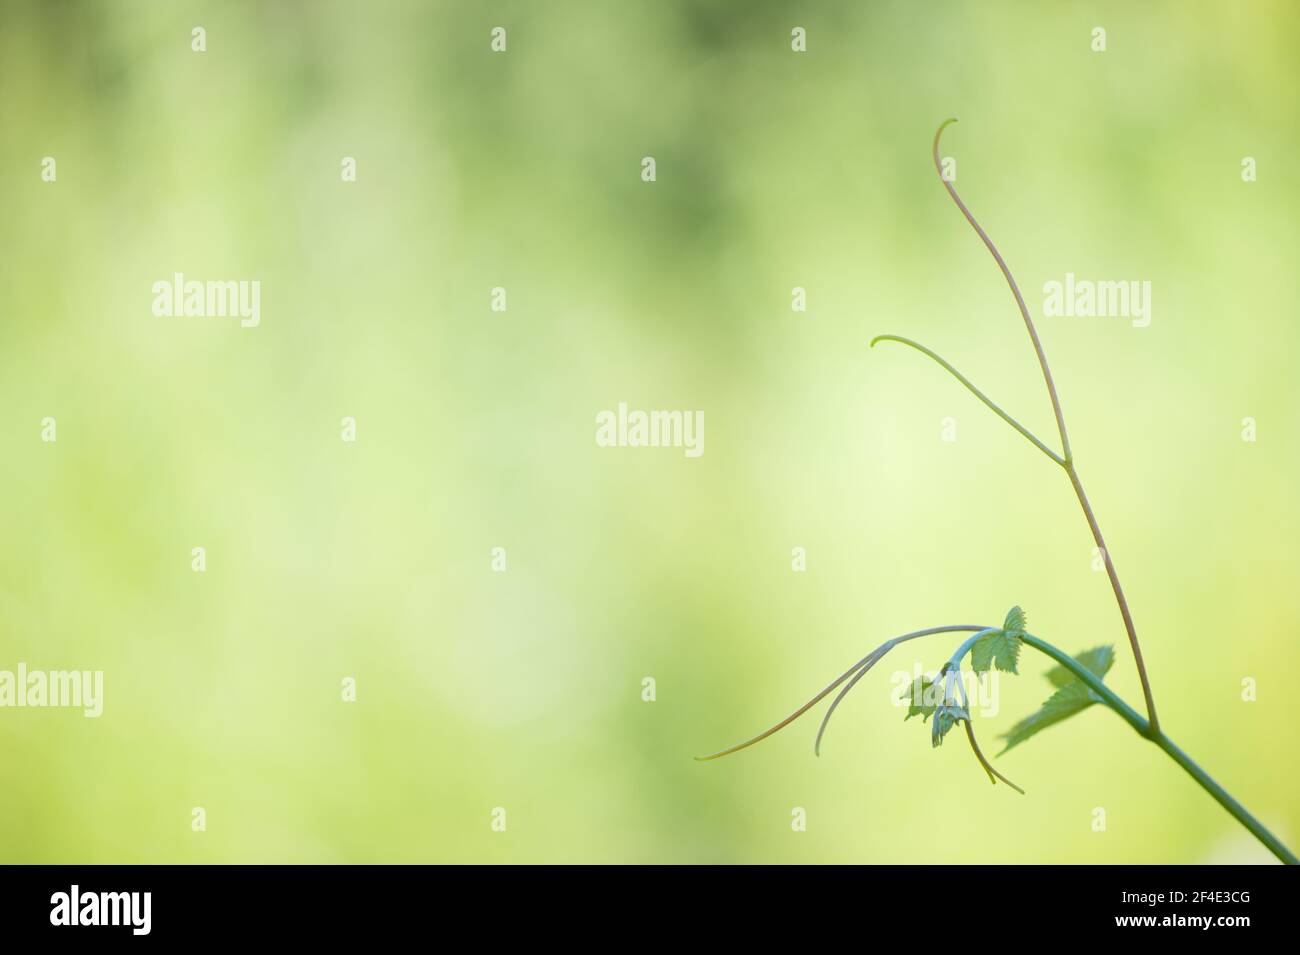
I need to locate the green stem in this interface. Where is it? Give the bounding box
[947,630,995,670]
[1149,734,1296,865]
[1020,633,1296,865]
[869,327,1161,732]
[700,621,1296,863]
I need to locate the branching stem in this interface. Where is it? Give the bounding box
[699,120,1294,865]
[1020,633,1296,865]
[1062,461,1159,736]
[916,119,1160,734]
[701,625,1297,864]
[931,119,1073,463]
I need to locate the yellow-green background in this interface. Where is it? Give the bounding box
[1,1,1295,863]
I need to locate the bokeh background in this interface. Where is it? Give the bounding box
[1,1,1296,863]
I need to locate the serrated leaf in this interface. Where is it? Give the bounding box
[930,703,970,748]
[1045,645,1114,688]
[971,629,1022,675]
[1003,605,1026,635]
[901,675,940,721]
[998,682,1099,754]
[999,645,1115,755]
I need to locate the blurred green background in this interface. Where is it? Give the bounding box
[1,1,1296,863]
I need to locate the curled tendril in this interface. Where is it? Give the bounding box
[930,117,1074,464]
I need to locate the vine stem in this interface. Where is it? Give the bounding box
[1019,633,1297,866]
[701,625,1297,864]
[700,120,1294,864]
[929,118,1159,735]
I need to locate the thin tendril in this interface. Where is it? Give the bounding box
[931,118,1073,463]
[870,335,1065,467]
[930,119,1159,733]
[695,625,985,761]
[813,649,886,756]
[963,719,1025,794]
[950,667,1025,793]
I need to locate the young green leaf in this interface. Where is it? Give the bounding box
[998,682,1098,754]
[1002,605,1026,636]
[1044,645,1114,687]
[970,629,1022,675]
[931,703,970,747]
[998,645,1116,754]
[902,674,940,721]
